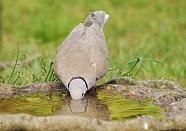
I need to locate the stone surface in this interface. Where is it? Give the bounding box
[0,113,186,131]
[0,77,186,131]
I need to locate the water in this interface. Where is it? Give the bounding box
[0,90,163,121]
[97,90,163,120]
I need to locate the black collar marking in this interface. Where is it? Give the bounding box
[67,76,88,90]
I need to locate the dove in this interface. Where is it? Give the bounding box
[54,10,109,99]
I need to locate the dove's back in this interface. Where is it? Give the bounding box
[54,23,108,89]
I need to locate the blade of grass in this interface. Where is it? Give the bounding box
[122,57,140,76]
[45,62,53,81]
[40,58,47,73]
[134,65,142,78]
[12,72,21,85]
[7,49,19,84]
[118,58,140,74]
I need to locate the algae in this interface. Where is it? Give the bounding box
[97,90,164,120]
[0,92,65,116]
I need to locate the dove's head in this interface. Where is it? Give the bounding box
[68,77,88,99]
[85,10,109,29]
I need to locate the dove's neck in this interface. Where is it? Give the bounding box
[68,76,88,90]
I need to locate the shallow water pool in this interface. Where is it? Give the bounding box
[0,90,163,121]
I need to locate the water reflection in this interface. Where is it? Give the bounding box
[68,99,88,113]
[0,91,110,120]
[57,95,109,120]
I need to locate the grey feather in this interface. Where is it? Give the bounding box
[54,10,109,98]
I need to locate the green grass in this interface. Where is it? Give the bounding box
[0,0,186,87]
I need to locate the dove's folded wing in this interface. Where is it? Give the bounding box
[83,24,108,80]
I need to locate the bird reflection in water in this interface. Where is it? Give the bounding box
[68,99,88,113]
[0,89,110,120]
[57,93,110,121]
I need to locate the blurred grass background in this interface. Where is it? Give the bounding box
[0,0,186,87]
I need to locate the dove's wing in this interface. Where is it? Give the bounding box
[84,24,108,80]
[54,23,96,88]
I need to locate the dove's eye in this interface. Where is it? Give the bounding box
[82,93,84,96]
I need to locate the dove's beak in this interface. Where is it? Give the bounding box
[104,14,109,24]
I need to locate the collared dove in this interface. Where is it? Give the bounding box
[54,11,109,99]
